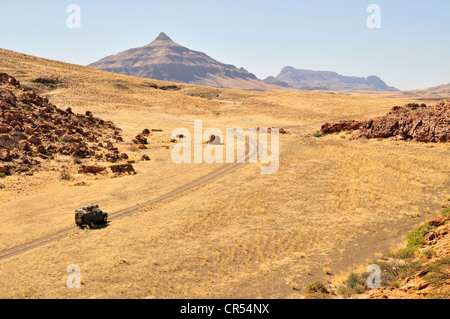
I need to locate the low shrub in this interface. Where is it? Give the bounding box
[393,246,417,259]
[305,281,329,295]
[314,131,324,138]
[406,223,434,248]
[344,273,367,294]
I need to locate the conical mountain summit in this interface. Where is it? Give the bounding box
[89,32,276,90]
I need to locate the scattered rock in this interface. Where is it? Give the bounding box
[19,141,30,151]
[79,165,107,175]
[0,125,10,133]
[110,164,135,175]
[416,282,429,291]
[36,145,47,154]
[143,83,158,89]
[159,85,181,91]
[73,181,87,187]
[27,135,41,145]
[207,134,221,145]
[0,148,10,161]
[119,153,129,160]
[132,134,148,145]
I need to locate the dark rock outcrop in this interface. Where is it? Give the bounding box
[320,100,450,143]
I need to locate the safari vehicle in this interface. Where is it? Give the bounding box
[75,204,108,228]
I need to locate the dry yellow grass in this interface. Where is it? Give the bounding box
[0,49,448,299]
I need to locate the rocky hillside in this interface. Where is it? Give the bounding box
[89,33,284,91]
[0,73,123,176]
[276,66,399,92]
[304,208,450,299]
[320,100,450,142]
[358,211,450,299]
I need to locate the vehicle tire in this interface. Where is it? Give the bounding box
[76,218,84,228]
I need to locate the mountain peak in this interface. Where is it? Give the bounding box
[155,32,172,41]
[88,32,268,89]
[145,32,179,47]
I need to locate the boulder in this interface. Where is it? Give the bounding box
[10,120,22,128]
[132,134,148,145]
[105,153,119,163]
[27,135,41,145]
[36,145,47,154]
[4,111,22,123]
[80,165,107,175]
[159,85,181,91]
[19,141,30,151]
[110,164,135,175]
[207,134,221,145]
[0,148,10,161]
[119,153,129,160]
[321,121,362,134]
[54,129,65,136]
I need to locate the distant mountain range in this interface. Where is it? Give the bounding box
[273,66,399,92]
[89,33,400,92]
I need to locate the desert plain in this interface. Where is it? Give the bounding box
[0,48,448,299]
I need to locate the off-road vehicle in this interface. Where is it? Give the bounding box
[75,204,108,228]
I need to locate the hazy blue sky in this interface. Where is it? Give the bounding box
[1,0,449,90]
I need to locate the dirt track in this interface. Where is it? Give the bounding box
[0,129,261,261]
